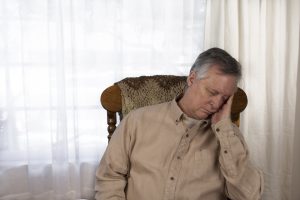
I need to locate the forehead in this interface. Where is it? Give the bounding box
[200,66,238,96]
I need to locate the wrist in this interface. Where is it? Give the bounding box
[212,118,235,137]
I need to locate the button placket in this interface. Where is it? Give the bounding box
[163,122,200,200]
[164,127,188,199]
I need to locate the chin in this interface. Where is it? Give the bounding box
[195,113,208,120]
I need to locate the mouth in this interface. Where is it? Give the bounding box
[201,108,212,115]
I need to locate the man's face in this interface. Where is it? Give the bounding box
[182,65,238,120]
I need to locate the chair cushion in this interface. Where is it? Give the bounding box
[116,75,187,116]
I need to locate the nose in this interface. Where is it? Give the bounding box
[210,96,224,110]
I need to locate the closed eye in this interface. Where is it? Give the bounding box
[207,88,218,96]
[206,87,229,101]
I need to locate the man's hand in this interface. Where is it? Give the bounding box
[211,95,234,125]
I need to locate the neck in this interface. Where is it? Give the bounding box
[177,94,191,118]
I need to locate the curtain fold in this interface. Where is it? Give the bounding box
[0,0,206,199]
[292,41,300,199]
[205,0,300,199]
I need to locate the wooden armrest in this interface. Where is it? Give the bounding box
[100,85,122,140]
[100,85,122,113]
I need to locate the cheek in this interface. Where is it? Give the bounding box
[194,95,210,106]
[187,87,210,109]
[192,98,206,109]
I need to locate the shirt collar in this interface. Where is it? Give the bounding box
[170,97,184,125]
[183,114,210,129]
[170,94,210,128]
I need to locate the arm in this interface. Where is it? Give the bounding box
[211,96,263,200]
[212,119,263,200]
[95,115,133,200]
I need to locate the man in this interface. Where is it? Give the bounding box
[95,48,263,200]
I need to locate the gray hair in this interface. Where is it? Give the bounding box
[190,47,242,80]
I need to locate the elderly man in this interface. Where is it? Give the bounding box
[95,48,263,200]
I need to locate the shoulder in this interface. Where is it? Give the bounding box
[125,101,172,120]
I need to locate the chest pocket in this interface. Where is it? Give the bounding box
[194,149,222,181]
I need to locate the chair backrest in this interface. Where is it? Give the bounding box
[100,75,248,141]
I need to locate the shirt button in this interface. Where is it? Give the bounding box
[224,150,228,154]
[177,156,181,159]
[170,177,175,180]
[186,134,189,138]
[216,128,220,132]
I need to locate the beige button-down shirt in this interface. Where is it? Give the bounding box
[95,99,263,200]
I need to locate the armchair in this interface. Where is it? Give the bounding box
[100,75,247,141]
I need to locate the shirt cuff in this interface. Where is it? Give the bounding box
[212,118,235,137]
[212,118,238,177]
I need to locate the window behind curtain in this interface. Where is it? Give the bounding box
[0,0,206,199]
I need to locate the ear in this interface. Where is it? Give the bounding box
[187,71,197,87]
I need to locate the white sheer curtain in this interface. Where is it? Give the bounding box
[0,0,206,199]
[205,0,300,199]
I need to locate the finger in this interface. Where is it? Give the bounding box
[223,95,234,113]
[226,95,234,106]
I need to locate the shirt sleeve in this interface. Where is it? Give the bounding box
[212,118,264,200]
[95,114,134,200]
